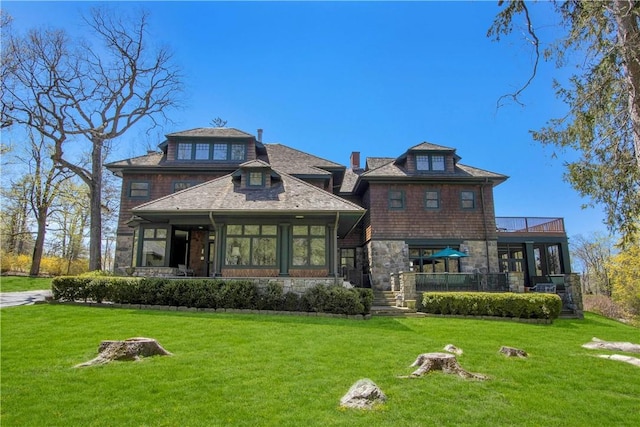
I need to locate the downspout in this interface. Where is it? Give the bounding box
[334,212,340,280]
[480,179,491,273]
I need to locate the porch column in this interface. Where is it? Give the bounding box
[213,222,224,276]
[279,223,290,276]
[328,222,337,277]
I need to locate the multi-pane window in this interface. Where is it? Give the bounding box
[195,143,209,160]
[248,172,264,187]
[141,228,167,267]
[416,154,446,171]
[177,143,192,160]
[129,182,150,198]
[225,225,277,267]
[461,191,475,209]
[292,225,326,267]
[498,244,524,273]
[173,181,196,192]
[425,190,440,209]
[388,190,405,210]
[176,142,246,161]
[340,248,356,268]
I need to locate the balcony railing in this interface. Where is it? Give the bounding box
[495,217,565,234]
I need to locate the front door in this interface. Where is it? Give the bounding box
[170,229,189,267]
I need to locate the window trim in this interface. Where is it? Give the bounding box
[461,190,476,210]
[416,154,446,171]
[175,141,246,162]
[129,181,150,199]
[247,171,265,187]
[424,190,440,210]
[291,225,327,268]
[388,189,405,210]
[224,224,278,268]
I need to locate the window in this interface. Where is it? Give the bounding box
[498,244,524,273]
[225,225,277,267]
[416,154,446,171]
[176,142,246,161]
[173,181,197,192]
[248,172,264,187]
[141,228,167,267]
[425,190,440,209]
[129,182,149,198]
[292,225,326,267]
[177,143,192,160]
[340,248,355,268]
[461,191,475,209]
[195,143,209,160]
[388,190,405,210]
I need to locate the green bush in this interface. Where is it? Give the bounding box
[50,277,371,315]
[420,292,562,320]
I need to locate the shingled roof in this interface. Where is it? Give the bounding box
[105,152,163,168]
[133,166,363,214]
[166,127,254,138]
[265,144,342,176]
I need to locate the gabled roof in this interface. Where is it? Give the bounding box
[408,141,456,152]
[105,152,163,168]
[365,157,395,171]
[133,166,363,214]
[166,127,254,138]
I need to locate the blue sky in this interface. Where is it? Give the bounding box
[3,1,609,240]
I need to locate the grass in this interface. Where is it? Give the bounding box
[0,276,52,292]
[1,305,639,427]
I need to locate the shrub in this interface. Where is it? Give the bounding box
[49,277,372,315]
[420,292,562,320]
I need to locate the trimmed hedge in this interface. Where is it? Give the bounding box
[420,292,562,320]
[51,276,373,315]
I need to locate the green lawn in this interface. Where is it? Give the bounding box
[1,305,639,426]
[0,276,52,292]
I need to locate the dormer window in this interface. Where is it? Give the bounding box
[176,141,246,161]
[416,154,445,171]
[248,171,264,187]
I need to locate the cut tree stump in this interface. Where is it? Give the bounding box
[499,346,528,358]
[582,337,640,354]
[400,352,487,380]
[444,344,463,355]
[75,337,172,367]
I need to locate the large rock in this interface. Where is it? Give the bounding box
[340,378,386,409]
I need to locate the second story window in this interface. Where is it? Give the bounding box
[461,191,475,209]
[129,182,150,198]
[416,154,446,171]
[388,190,405,210]
[425,190,440,209]
[173,181,197,192]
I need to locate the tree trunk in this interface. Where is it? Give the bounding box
[613,0,640,168]
[28,207,48,277]
[402,352,488,380]
[582,337,640,353]
[75,337,172,367]
[88,139,103,271]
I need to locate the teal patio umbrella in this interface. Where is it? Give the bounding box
[428,247,469,272]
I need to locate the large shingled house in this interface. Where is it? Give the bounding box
[106,127,573,296]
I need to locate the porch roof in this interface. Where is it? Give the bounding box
[131,166,365,237]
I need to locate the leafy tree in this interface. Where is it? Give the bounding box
[489,1,640,243]
[0,177,33,255]
[2,7,182,271]
[608,235,640,317]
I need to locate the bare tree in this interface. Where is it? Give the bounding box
[571,232,615,296]
[2,7,182,270]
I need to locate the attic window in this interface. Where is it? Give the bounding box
[248,172,264,187]
[416,155,445,171]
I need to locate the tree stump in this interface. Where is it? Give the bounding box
[339,378,387,409]
[75,337,172,367]
[401,352,487,380]
[499,346,528,358]
[444,344,463,355]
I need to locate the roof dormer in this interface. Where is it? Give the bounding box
[232,160,280,189]
[398,142,460,174]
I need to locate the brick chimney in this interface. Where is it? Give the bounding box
[350,151,360,170]
[257,128,263,142]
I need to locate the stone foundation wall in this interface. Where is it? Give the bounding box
[114,233,134,270]
[461,240,499,273]
[366,240,409,291]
